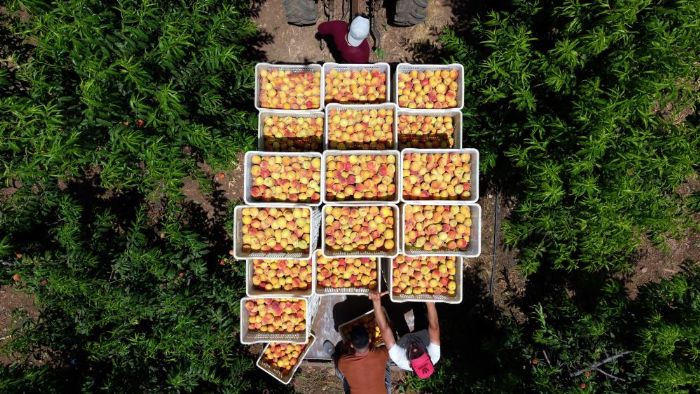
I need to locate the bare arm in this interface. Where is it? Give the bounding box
[426,302,440,345]
[369,291,395,348]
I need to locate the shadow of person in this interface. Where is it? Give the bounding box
[315,32,344,63]
[379,299,429,337]
[332,295,374,331]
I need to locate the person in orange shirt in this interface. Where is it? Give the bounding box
[324,324,390,393]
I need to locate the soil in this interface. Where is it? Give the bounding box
[253,0,453,63]
[471,191,528,322]
[625,228,700,299]
[0,285,39,365]
[293,363,406,393]
[181,152,246,218]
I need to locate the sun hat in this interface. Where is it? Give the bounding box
[409,352,435,379]
[347,16,370,47]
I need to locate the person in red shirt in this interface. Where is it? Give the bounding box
[324,325,390,393]
[318,16,371,63]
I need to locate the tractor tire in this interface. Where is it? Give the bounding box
[284,0,318,26]
[393,0,428,27]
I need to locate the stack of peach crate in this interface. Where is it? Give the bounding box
[235,62,480,384]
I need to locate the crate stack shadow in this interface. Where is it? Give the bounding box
[236,62,480,384]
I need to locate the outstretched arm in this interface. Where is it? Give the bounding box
[426,302,440,345]
[369,291,395,348]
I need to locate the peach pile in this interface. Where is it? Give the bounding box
[397,68,460,109]
[325,68,387,104]
[262,342,307,374]
[249,155,321,203]
[402,152,472,200]
[325,206,395,253]
[327,107,394,150]
[391,255,457,296]
[398,113,456,149]
[240,208,311,253]
[315,251,378,290]
[245,298,306,333]
[258,68,321,109]
[262,115,324,151]
[325,154,396,202]
[252,259,312,292]
[404,205,471,251]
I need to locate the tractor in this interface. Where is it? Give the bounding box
[283,0,428,49]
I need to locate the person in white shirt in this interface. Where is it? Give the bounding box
[368,291,440,379]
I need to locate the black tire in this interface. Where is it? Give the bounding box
[284,0,318,26]
[393,0,427,27]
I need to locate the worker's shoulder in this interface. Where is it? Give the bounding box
[319,20,349,29]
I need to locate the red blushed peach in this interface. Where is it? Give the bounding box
[325,69,387,104]
[404,205,471,252]
[327,107,394,150]
[259,68,321,110]
[325,154,397,202]
[392,256,458,296]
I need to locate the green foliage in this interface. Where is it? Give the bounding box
[0,1,266,391]
[442,0,700,273]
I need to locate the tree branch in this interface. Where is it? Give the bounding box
[570,351,632,377]
[595,367,624,381]
[542,350,551,366]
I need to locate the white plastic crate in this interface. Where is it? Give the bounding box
[257,110,325,152]
[233,205,321,260]
[324,103,398,150]
[245,258,316,298]
[321,150,400,204]
[313,249,382,296]
[396,109,463,149]
[400,148,479,204]
[394,63,465,110]
[337,308,388,348]
[240,297,310,344]
[323,62,390,105]
[401,202,481,258]
[388,255,463,304]
[256,333,316,385]
[255,63,323,111]
[243,151,323,207]
[322,204,400,258]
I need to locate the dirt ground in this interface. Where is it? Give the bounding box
[0,285,39,365]
[253,0,453,63]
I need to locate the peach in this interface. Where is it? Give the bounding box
[404,205,471,251]
[392,255,458,296]
[324,206,396,253]
[325,68,387,104]
[262,342,308,374]
[398,114,456,149]
[252,259,312,292]
[240,208,311,254]
[262,115,324,152]
[249,155,321,203]
[327,107,394,150]
[325,153,396,202]
[402,152,472,200]
[258,68,321,110]
[316,251,378,290]
[397,68,460,109]
[246,298,306,334]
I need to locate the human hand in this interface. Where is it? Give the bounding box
[368,291,387,303]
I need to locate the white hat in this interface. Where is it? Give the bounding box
[347,16,370,47]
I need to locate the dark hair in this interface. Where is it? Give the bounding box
[407,339,426,360]
[350,325,370,350]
